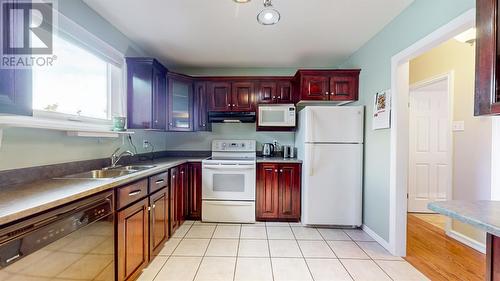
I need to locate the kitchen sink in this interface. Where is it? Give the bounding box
[57,165,156,180]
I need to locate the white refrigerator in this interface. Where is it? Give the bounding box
[295,106,364,227]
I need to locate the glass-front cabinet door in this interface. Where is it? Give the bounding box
[167,74,194,131]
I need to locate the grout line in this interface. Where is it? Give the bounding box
[264,224,276,281]
[292,226,316,281]
[232,224,242,281]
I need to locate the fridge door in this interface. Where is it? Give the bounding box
[302,143,363,226]
[302,106,364,143]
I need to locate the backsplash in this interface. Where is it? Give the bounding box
[164,123,295,151]
[0,123,294,171]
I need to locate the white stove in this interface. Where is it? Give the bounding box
[202,140,256,223]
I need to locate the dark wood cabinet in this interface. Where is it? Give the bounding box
[179,164,188,224]
[475,0,500,115]
[194,82,211,131]
[301,75,330,100]
[256,163,280,219]
[187,162,202,220]
[169,166,179,233]
[277,164,301,219]
[126,58,167,130]
[487,233,500,281]
[295,70,360,102]
[0,68,32,116]
[257,80,294,104]
[117,198,149,281]
[208,82,232,111]
[168,73,194,131]
[232,82,256,111]
[256,163,301,221]
[149,187,169,258]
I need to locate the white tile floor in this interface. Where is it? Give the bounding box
[138,220,429,281]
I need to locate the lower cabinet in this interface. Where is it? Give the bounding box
[187,162,202,220]
[117,198,149,281]
[149,187,169,258]
[170,166,179,233]
[256,163,301,221]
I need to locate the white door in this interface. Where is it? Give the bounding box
[408,79,450,213]
[302,143,363,226]
[301,106,364,143]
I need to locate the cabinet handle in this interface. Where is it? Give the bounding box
[155,179,164,184]
[172,175,176,179]
[325,92,329,96]
[148,206,151,211]
[273,96,276,99]
[232,104,236,107]
[128,190,142,196]
[153,204,156,209]
[275,169,278,173]
[154,120,158,123]
[228,104,231,107]
[202,123,206,127]
[277,96,281,99]
[169,123,173,126]
[280,169,283,173]
[181,171,184,174]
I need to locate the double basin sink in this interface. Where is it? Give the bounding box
[58,165,156,180]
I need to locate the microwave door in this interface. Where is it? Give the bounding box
[259,106,295,127]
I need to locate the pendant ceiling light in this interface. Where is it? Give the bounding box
[257,0,280,25]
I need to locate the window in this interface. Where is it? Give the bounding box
[32,34,122,121]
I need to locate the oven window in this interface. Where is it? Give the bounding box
[262,110,285,123]
[213,174,245,192]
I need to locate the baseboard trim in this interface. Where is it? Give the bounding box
[446,229,486,254]
[362,224,393,254]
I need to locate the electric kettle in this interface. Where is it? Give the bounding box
[262,143,275,157]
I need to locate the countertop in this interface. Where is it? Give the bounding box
[256,156,302,163]
[428,201,500,237]
[0,157,206,226]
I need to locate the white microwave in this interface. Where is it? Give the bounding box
[258,104,296,127]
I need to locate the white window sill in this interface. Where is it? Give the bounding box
[0,115,133,138]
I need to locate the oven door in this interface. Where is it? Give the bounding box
[258,105,296,127]
[202,162,256,201]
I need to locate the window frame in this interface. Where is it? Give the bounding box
[31,10,126,126]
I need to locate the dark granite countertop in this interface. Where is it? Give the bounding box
[256,156,302,164]
[428,201,500,237]
[0,157,206,226]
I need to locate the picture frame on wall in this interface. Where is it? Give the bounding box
[372,89,391,130]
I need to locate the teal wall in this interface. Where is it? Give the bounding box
[339,0,475,241]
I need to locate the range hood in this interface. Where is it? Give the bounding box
[208,112,256,123]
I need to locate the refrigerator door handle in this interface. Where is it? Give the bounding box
[308,145,314,176]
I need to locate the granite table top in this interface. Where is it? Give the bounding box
[428,200,500,237]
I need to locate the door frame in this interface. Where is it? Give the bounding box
[389,8,474,256]
[408,73,454,219]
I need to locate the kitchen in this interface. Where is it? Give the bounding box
[1,0,498,281]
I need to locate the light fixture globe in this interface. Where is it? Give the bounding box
[257,0,280,25]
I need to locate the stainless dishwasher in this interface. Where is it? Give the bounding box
[0,191,115,281]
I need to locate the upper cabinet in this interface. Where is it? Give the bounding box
[475,0,500,115]
[0,68,32,116]
[126,58,167,130]
[194,82,211,131]
[257,80,294,104]
[295,70,360,103]
[232,82,256,111]
[208,81,256,111]
[167,73,194,131]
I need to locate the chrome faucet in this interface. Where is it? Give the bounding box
[110,148,135,168]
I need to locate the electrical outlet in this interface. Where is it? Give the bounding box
[143,140,150,149]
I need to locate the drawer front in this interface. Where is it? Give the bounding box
[149,172,169,194]
[117,179,148,210]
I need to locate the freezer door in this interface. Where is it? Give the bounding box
[302,106,364,143]
[302,143,363,226]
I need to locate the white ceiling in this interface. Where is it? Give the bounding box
[83,0,414,69]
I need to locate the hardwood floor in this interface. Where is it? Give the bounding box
[405,214,486,281]
[411,213,447,230]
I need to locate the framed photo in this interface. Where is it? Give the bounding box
[372,90,391,130]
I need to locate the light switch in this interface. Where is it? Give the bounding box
[452,121,465,132]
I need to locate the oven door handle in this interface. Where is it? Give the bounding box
[203,165,255,170]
